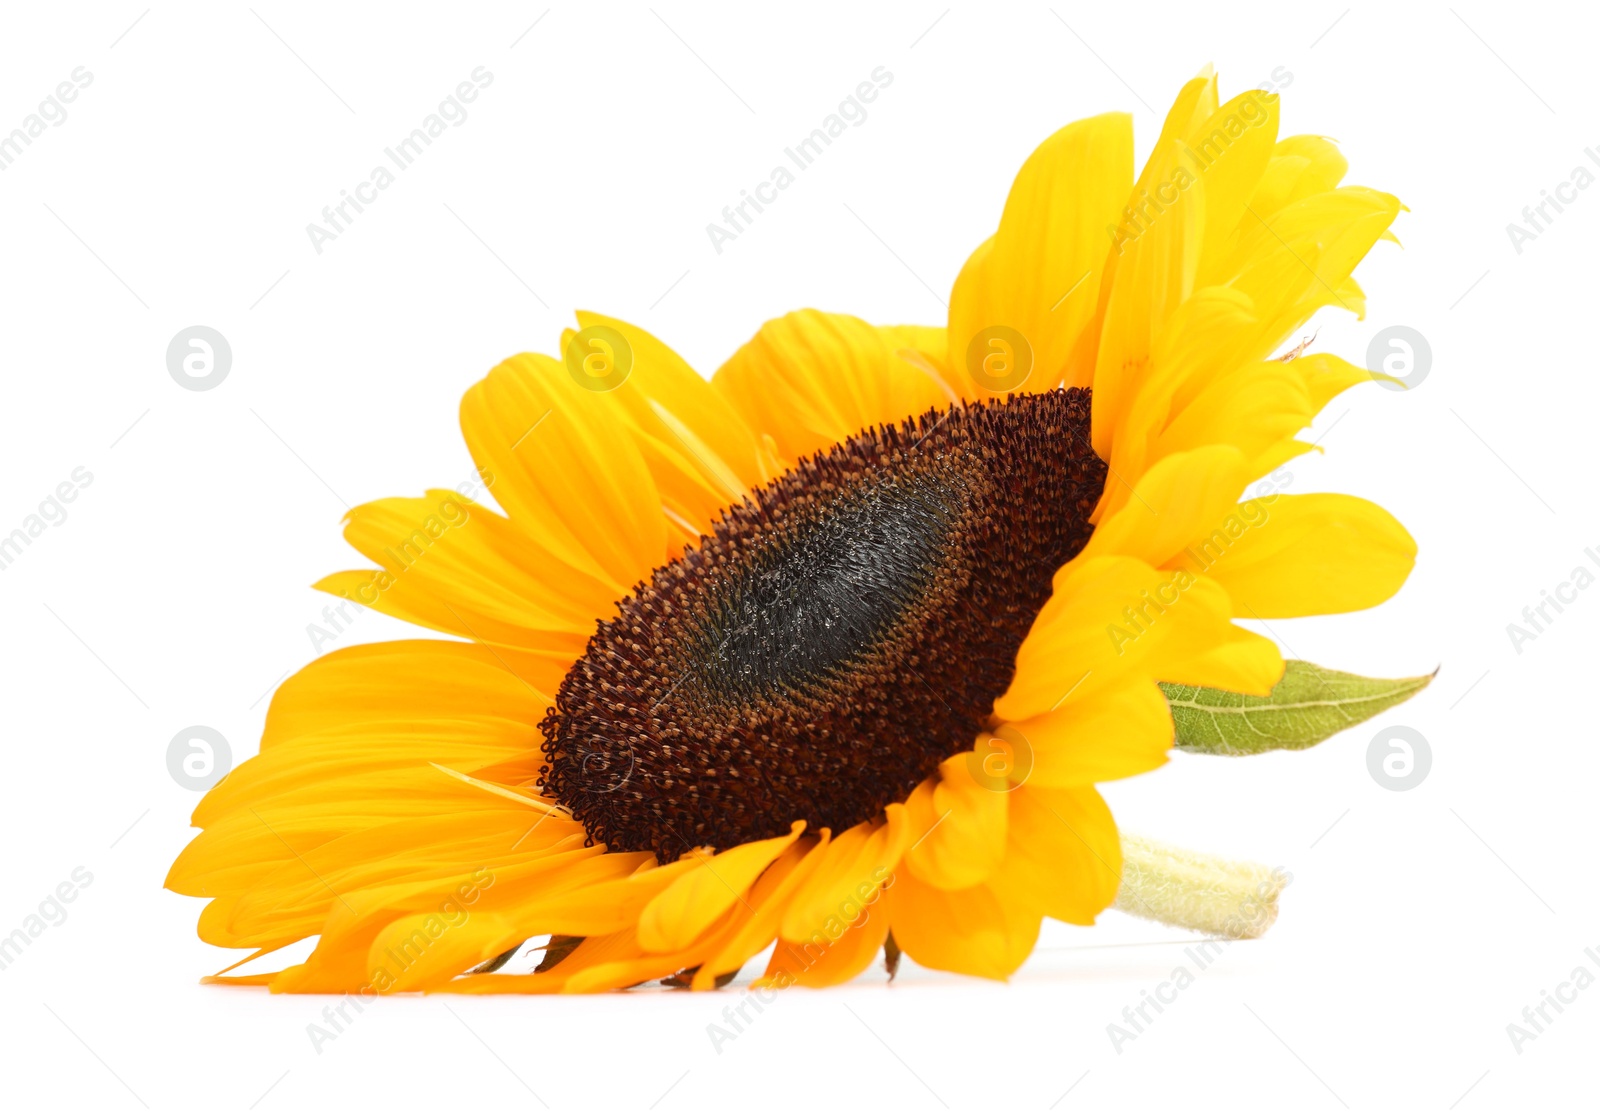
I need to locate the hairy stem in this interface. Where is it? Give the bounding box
[1113,834,1290,939]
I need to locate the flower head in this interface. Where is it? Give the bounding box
[167,70,1414,994]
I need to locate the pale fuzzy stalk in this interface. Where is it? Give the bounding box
[1113,834,1290,939]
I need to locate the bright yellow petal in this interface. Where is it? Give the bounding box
[884,874,1040,981]
[460,351,666,590]
[1147,362,1312,478]
[1006,678,1173,787]
[636,822,805,953]
[900,755,1008,891]
[1201,493,1416,617]
[947,112,1134,396]
[763,895,890,988]
[1157,623,1284,694]
[311,489,613,658]
[1085,445,1250,565]
[361,853,640,992]
[1187,89,1282,282]
[998,554,1276,719]
[691,838,827,988]
[1092,135,1206,456]
[573,312,763,543]
[179,640,549,831]
[1222,188,1401,353]
[778,807,906,945]
[712,310,953,462]
[990,784,1121,925]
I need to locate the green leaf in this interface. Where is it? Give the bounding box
[1162,660,1434,756]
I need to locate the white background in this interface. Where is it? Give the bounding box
[0,2,1594,1115]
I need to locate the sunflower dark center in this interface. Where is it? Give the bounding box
[539,389,1106,862]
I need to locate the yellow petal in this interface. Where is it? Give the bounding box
[459,351,666,590]
[1224,188,1401,352]
[712,310,953,461]
[191,640,548,828]
[778,807,905,944]
[574,311,762,540]
[1248,135,1348,218]
[1186,89,1281,282]
[363,853,641,992]
[763,893,890,989]
[1092,136,1206,456]
[636,822,805,953]
[1157,623,1284,694]
[990,784,1121,925]
[1085,445,1250,565]
[1153,70,1221,156]
[1006,679,1173,787]
[1201,493,1416,617]
[1000,553,1284,719]
[900,755,1008,891]
[691,838,826,988]
[883,874,1039,981]
[311,489,614,657]
[1100,285,1259,482]
[947,113,1134,396]
[487,856,697,941]
[1148,364,1310,477]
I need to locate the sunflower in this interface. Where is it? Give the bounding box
[167,69,1415,994]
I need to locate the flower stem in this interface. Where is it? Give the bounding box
[1113,834,1290,939]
